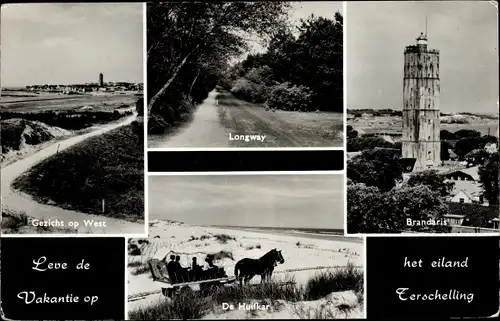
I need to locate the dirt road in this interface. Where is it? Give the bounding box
[1,113,145,235]
[148,91,230,148]
[149,90,342,148]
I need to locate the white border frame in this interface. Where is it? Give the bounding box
[142,1,150,239]
[341,1,499,239]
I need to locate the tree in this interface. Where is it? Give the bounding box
[464,149,488,167]
[347,136,396,152]
[455,135,499,160]
[455,136,483,159]
[226,11,344,113]
[347,125,358,139]
[387,184,451,233]
[347,184,388,233]
[347,183,451,233]
[478,152,499,205]
[454,129,481,139]
[347,149,403,192]
[407,170,454,197]
[440,129,456,141]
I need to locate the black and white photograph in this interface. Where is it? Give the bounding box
[127,174,364,320]
[147,2,343,148]
[0,3,145,234]
[346,1,499,234]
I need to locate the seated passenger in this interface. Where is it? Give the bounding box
[174,255,188,283]
[190,257,203,281]
[166,255,178,284]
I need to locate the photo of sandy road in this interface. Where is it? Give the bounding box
[147,2,344,148]
[1,3,145,234]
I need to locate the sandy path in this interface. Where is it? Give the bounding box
[1,113,144,235]
[148,91,229,148]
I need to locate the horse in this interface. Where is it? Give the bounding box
[233,248,285,286]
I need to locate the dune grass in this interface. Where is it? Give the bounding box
[1,119,27,153]
[128,263,364,320]
[11,121,144,222]
[1,209,77,234]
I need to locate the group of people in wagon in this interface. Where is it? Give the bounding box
[165,254,222,283]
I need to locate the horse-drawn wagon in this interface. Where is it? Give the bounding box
[147,248,286,298]
[147,250,238,298]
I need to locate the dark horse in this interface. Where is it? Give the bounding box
[234,249,285,286]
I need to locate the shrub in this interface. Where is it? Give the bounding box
[304,262,363,300]
[129,290,210,320]
[131,262,151,276]
[266,82,314,112]
[213,234,236,244]
[230,78,269,103]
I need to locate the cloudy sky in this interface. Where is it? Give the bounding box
[149,174,344,230]
[347,1,498,114]
[1,3,143,87]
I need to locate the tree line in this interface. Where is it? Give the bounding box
[220,12,343,113]
[348,126,498,164]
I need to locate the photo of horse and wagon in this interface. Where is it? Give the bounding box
[127,174,365,319]
[145,248,286,299]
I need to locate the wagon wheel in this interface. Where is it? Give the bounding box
[179,286,193,296]
[162,287,175,298]
[201,282,224,295]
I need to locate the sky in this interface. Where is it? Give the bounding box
[1,3,143,87]
[346,1,498,114]
[149,174,344,230]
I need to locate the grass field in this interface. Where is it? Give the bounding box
[0,92,140,113]
[349,116,498,136]
[11,120,144,222]
[216,93,343,147]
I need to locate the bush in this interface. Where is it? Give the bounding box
[266,82,314,112]
[148,94,195,135]
[304,263,364,300]
[230,78,269,103]
[131,262,151,276]
[129,290,210,320]
[213,234,236,244]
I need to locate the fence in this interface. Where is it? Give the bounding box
[449,225,499,234]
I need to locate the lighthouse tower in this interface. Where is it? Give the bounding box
[402,32,441,171]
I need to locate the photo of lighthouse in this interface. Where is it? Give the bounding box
[345,1,499,234]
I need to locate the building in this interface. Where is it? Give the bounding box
[443,166,488,205]
[401,32,441,171]
[443,166,479,182]
[450,190,474,204]
[99,73,104,87]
